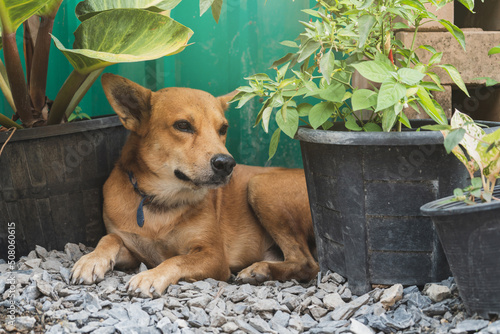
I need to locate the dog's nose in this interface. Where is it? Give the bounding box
[211,154,236,176]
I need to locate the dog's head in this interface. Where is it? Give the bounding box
[102,73,237,191]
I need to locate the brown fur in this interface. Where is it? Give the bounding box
[71,74,318,297]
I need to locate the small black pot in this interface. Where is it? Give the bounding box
[421,188,500,319]
[0,116,128,260]
[296,120,500,294]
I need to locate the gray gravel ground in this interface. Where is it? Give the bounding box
[1,243,499,334]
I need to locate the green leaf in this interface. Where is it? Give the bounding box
[444,128,466,153]
[358,15,376,48]
[439,64,469,97]
[309,101,334,129]
[297,103,312,117]
[420,124,452,131]
[272,53,295,68]
[474,77,500,87]
[416,86,447,125]
[37,0,63,17]
[211,0,222,23]
[319,50,335,84]
[439,19,466,51]
[268,128,281,160]
[345,114,362,131]
[456,0,474,11]
[471,177,483,189]
[363,122,382,132]
[244,73,271,81]
[200,0,215,16]
[301,8,321,17]
[397,68,425,86]
[419,45,437,54]
[75,0,182,21]
[319,82,346,102]
[489,45,500,55]
[428,52,443,66]
[352,60,394,83]
[0,0,49,33]
[351,89,377,111]
[261,107,273,133]
[52,9,193,75]
[280,40,299,48]
[453,188,464,197]
[376,81,406,112]
[276,107,299,139]
[382,108,397,132]
[236,93,256,108]
[298,40,321,63]
[399,112,411,128]
[357,0,374,9]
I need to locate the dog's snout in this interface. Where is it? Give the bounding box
[211,154,236,176]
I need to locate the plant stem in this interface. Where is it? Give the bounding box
[47,70,90,125]
[0,113,22,129]
[407,22,420,66]
[30,15,56,113]
[2,31,34,127]
[23,16,39,89]
[0,59,15,112]
[64,68,104,119]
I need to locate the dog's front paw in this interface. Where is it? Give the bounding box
[126,269,173,298]
[71,252,114,285]
[236,262,272,285]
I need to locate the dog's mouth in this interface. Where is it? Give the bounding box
[174,169,231,188]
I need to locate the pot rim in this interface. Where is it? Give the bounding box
[296,120,500,146]
[421,186,500,216]
[0,115,121,144]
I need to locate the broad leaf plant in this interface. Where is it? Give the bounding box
[435,111,500,204]
[0,0,222,129]
[232,0,476,159]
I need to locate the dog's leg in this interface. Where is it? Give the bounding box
[126,248,230,298]
[71,233,138,284]
[238,171,319,284]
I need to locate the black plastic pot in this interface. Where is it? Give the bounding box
[0,116,128,260]
[297,120,488,294]
[421,187,500,319]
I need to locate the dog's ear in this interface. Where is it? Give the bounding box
[218,90,239,112]
[101,73,152,132]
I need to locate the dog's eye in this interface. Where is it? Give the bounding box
[174,121,194,133]
[219,124,228,136]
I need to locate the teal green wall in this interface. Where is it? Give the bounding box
[2,0,310,168]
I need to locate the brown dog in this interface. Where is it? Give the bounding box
[71,74,318,297]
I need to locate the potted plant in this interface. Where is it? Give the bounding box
[0,0,223,259]
[231,0,482,294]
[421,110,500,319]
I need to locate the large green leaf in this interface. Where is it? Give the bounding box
[351,89,377,111]
[357,15,376,48]
[52,9,193,75]
[36,0,62,17]
[0,0,49,33]
[376,81,406,112]
[75,0,182,21]
[439,64,469,97]
[309,101,334,129]
[352,60,394,83]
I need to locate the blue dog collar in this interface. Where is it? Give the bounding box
[127,171,152,227]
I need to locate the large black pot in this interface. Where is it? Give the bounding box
[421,187,500,319]
[297,120,483,294]
[0,116,128,260]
